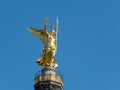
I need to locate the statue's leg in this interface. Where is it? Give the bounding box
[50,50,56,66]
[44,48,49,61]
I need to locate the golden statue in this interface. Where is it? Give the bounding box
[28,18,59,68]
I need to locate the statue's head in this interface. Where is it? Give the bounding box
[50,27,55,37]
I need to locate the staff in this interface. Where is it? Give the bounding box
[56,17,59,51]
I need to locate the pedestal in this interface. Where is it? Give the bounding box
[34,67,63,90]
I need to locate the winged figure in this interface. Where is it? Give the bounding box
[28,26,58,68]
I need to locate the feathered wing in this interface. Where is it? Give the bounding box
[28,27,49,45]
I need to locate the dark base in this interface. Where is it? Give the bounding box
[34,81,63,90]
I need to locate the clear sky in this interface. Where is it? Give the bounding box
[0,0,120,90]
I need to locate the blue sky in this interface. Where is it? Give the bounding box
[0,0,120,90]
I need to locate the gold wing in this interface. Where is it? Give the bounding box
[28,27,49,45]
